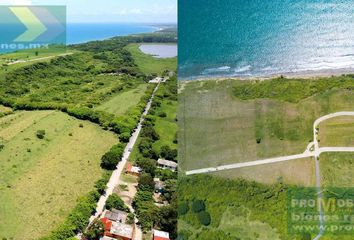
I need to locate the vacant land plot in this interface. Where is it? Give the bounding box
[320,152,354,187]
[0,111,117,239]
[125,43,177,75]
[211,157,316,186]
[319,116,354,147]
[179,79,354,171]
[96,83,148,115]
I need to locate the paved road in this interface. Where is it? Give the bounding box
[186,112,354,176]
[87,82,160,239]
[185,152,314,175]
[184,111,354,240]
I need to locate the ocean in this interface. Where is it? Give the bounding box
[67,23,157,44]
[178,0,354,79]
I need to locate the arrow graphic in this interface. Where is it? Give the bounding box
[9,7,47,42]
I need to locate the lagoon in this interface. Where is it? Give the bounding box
[139,44,177,58]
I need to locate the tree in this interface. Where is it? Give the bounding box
[160,145,177,160]
[84,219,104,240]
[137,158,156,177]
[105,193,129,212]
[100,144,124,170]
[138,173,155,192]
[36,129,46,139]
[198,211,211,226]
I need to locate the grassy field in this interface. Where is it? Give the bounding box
[0,111,117,239]
[96,83,149,115]
[179,78,354,171]
[320,152,354,187]
[0,45,67,61]
[319,116,354,147]
[211,157,316,186]
[125,43,177,75]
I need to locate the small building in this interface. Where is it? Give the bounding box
[149,77,163,83]
[157,159,178,172]
[104,209,128,223]
[126,162,142,176]
[153,229,170,240]
[101,218,134,240]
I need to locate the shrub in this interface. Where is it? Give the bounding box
[192,200,205,213]
[198,211,211,226]
[178,202,189,215]
[36,129,46,139]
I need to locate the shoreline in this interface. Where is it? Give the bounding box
[179,68,354,83]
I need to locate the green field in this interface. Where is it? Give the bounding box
[211,157,316,186]
[319,116,354,147]
[96,83,149,115]
[125,43,177,75]
[0,111,117,239]
[179,77,354,171]
[0,45,67,62]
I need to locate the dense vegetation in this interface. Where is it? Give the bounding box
[232,76,354,103]
[178,175,314,240]
[131,77,178,239]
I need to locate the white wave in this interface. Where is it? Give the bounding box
[201,66,231,74]
[234,65,251,73]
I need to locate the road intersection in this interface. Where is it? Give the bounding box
[185,111,354,240]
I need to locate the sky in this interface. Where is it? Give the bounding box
[1,0,177,23]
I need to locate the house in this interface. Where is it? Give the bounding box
[104,209,128,223]
[152,229,170,240]
[101,218,134,240]
[126,162,142,176]
[149,77,163,83]
[157,159,178,172]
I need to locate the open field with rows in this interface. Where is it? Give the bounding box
[319,116,354,147]
[0,111,117,239]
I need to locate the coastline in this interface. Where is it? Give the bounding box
[178,67,354,83]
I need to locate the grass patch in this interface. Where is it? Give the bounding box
[0,111,117,239]
[125,43,177,75]
[96,83,148,116]
[319,116,354,147]
[320,152,354,187]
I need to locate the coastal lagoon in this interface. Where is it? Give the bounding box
[139,44,177,58]
[179,0,354,79]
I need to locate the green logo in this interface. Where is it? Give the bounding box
[0,6,66,51]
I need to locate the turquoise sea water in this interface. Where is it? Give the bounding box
[67,23,157,44]
[179,0,354,79]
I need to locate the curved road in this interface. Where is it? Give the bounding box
[184,111,354,240]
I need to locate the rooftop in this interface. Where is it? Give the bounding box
[104,209,128,223]
[157,159,178,168]
[153,229,170,240]
[110,221,134,239]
